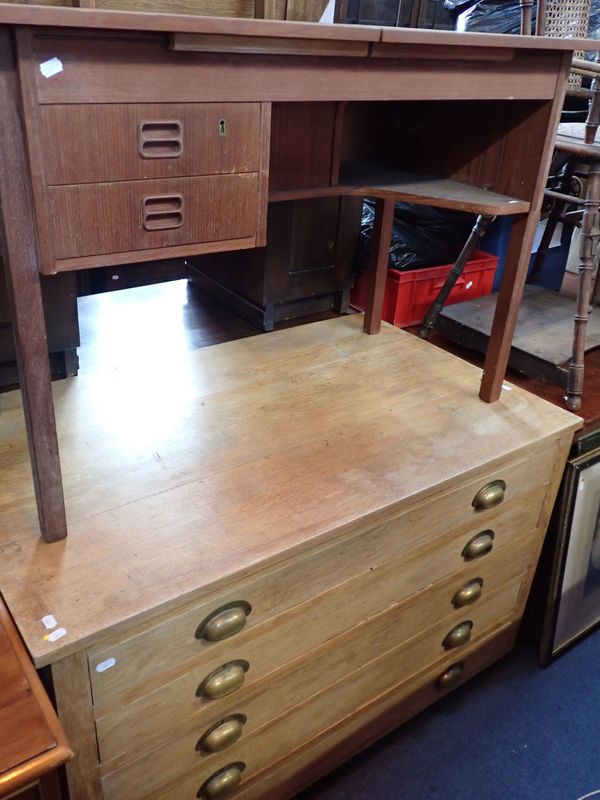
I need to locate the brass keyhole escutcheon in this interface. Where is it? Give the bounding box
[219,119,227,136]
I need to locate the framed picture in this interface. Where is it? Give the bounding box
[539,445,600,664]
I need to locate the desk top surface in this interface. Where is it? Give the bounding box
[0,317,579,666]
[0,2,597,52]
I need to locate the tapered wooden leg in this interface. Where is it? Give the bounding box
[566,162,600,411]
[0,29,67,541]
[363,198,395,335]
[479,214,533,403]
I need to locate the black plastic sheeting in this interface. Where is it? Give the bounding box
[443,0,600,37]
[355,201,474,273]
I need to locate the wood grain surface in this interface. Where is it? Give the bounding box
[0,3,595,50]
[0,316,580,667]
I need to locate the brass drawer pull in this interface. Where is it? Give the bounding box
[197,715,246,754]
[462,530,494,561]
[138,119,183,158]
[197,762,246,799]
[472,479,506,510]
[442,621,473,650]
[435,662,464,689]
[452,578,483,608]
[197,661,249,700]
[196,602,252,642]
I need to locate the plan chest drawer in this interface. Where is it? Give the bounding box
[76,438,571,800]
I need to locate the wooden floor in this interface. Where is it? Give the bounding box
[77,278,600,431]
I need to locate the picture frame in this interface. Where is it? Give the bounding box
[539,443,600,665]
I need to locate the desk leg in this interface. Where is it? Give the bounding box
[479,215,533,403]
[363,198,394,335]
[0,29,67,541]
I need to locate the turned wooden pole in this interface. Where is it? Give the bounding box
[566,162,600,410]
[520,0,534,35]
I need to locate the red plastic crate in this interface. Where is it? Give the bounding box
[350,250,498,328]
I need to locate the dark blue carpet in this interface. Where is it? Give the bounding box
[298,630,600,800]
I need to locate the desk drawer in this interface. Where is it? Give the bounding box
[41,103,262,186]
[88,447,554,710]
[48,173,259,262]
[100,578,522,800]
[96,534,533,768]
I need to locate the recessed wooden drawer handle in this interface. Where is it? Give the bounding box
[462,530,495,561]
[138,119,183,158]
[442,621,473,650]
[452,579,483,608]
[141,194,184,231]
[196,602,251,642]
[435,662,464,689]
[472,479,506,510]
[197,762,246,799]
[197,661,249,700]
[197,715,246,754]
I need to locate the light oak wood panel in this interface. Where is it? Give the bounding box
[23,35,561,105]
[41,103,262,185]
[104,580,522,800]
[95,533,536,767]
[226,623,520,800]
[47,173,259,263]
[87,458,552,710]
[0,318,579,669]
[51,652,101,800]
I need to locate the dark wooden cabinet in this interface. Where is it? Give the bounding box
[0,261,79,389]
[187,195,362,330]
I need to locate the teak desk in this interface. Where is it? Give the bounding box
[0,5,591,543]
[0,9,587,800]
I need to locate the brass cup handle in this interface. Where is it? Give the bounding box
[196,602,251,642]
[452,579,483,608]
[197,715,246,754]
[472,479,506,510]
[442,621,473,650]
[197,661,249,700]
[462,530,494,561]
[435,662,464,689]
[197,762,246,799]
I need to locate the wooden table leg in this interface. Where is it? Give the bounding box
[479,214,534,403]
[566,161,600,411]
[0,29,67,541]
[363,198,395,335]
